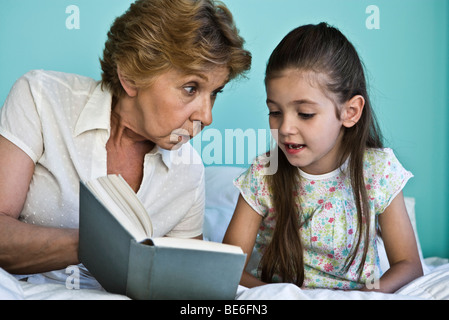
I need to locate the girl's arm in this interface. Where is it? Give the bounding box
[223,194,266,288]
[0,136,79,274]
[368,191,423,293]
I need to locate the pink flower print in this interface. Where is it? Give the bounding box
[366,184,371,190]
[318,199,324,205]
[348,228,353,235]
[311,181,315,184]
[311,236,318,242]
[329,187,336,192]
[324,263,334,272]
[328,218,334,223]
[324,202,333,210]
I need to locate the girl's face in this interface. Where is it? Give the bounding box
[266,69,345,175]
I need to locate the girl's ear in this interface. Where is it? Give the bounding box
[341,95,365,128]
[117,66,138,98]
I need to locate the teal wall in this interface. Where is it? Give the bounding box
[1,0,448,259]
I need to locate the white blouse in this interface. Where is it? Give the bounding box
[0,70,205,239]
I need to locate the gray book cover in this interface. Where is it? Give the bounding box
[78,180,246,300]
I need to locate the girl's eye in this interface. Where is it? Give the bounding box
[299,113,314,119]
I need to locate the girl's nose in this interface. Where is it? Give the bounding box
[278,115,298,137]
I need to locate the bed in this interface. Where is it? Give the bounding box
[1,165,448,300]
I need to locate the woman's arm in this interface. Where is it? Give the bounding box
[223,194,266,288]
[0,136,79,274]
[367,191,423,293]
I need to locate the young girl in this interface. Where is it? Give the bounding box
[223,23,423,292]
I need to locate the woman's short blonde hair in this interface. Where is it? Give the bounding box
[100,0,251,98]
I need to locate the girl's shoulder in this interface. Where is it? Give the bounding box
[233,152,273,217]
[364,147,395,161]
[238,152,274,179]
[363,147,406,175]
[363,148,413,213]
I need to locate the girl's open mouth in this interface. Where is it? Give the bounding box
[287,144,304,150]
[284,143,306,154]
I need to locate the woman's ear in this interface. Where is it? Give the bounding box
[341,95,365,128]
[117,66,138,98]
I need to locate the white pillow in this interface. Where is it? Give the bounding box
[404,197,423,260]
[203,166,244,242]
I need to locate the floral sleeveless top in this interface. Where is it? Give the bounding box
[234,148,413,289]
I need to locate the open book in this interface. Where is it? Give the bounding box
[78,175,246,300]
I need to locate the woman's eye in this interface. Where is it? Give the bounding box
[299,113,314,119]
[268,111,281,117]
[183,86,197,95]
[211,89,223,98]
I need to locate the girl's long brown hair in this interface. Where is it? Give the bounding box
[261,23,383,286]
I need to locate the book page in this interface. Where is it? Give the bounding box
[103,175,153,237]
[86,175,152,241]
[150,237,244,254]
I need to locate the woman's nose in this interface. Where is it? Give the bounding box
[192,95,213,127]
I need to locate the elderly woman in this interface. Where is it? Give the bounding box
[0,0,251,286]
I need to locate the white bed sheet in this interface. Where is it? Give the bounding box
[1,261,448,300]
[0,267,128,300]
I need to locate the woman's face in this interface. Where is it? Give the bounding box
[122,66,229,150]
